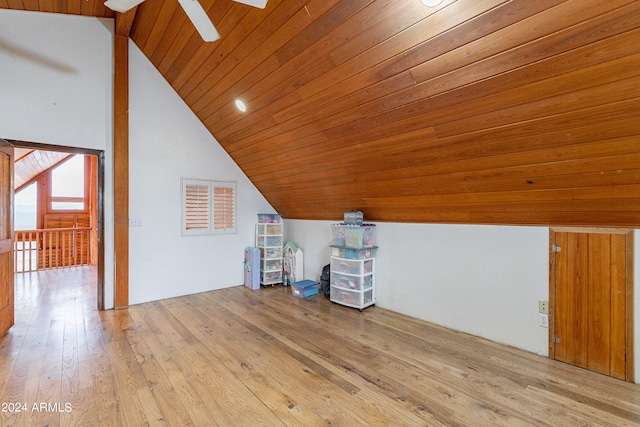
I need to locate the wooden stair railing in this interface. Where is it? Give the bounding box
[14,228,92,272]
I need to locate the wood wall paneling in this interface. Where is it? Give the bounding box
[2,0,640,226]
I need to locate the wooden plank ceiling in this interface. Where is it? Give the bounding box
[2,0,640,226]
[14,149,73,191]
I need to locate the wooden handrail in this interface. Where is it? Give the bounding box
[14,227,92,273]
[17,227,92,233]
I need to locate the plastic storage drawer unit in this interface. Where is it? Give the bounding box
[329,255,375,309]
[256,219,284,286]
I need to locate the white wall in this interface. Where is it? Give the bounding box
[286,221,549,354]
[0,9,275,307]
[636,230,640,383]
[127,42,274,304]
[287,220,639,377]
[0,10,115,307]
[375,223,550,354]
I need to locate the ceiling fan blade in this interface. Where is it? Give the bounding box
[104,0,145,13]
[178,0,221,42]
[233,0,268,8]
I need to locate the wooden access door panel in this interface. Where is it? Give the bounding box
[551,230,631,380]
[0,141,14,337]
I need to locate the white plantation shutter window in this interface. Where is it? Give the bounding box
[212,182,236,234]
[182,178,237,235]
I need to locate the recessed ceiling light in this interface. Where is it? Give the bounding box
[235,99,247,112]
[421,0,444,6]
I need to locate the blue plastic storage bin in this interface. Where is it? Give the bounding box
[291,280,320,298]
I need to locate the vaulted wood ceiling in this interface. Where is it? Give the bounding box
[2,0,640,226]
[14,149,73,191]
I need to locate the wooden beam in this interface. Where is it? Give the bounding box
[115,8,137,37]
[114,34,129,308]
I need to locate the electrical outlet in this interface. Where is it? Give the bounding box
[538,300,548,314]
[129,218,143,227]
[538,313,549,328]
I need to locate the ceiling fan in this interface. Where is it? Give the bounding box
[104,0,268,42]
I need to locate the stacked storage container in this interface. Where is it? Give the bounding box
[329,218,377,310]
[256,214,283,286]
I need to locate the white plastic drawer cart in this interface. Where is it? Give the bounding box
[329,255,375,310]
[256,220,284,286]
[328,222,377,310]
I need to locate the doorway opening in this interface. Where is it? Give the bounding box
[10,140,104,310]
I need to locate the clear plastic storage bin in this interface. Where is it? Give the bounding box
[331,224,346,246]
[291,280,319,298]
[257,235,283,247]
[263,259,282,271]
[331,272,373,290]
[344,224,376,248]
[330,287,374,309]
[331,257,373,275]
[257,214,282,223]
[330,246,378,259]
[263,270,282,283]
[257,223,284,235]
[260,247,282,259]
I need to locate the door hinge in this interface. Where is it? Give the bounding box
[552,245,562,253]
[552,337,561,343]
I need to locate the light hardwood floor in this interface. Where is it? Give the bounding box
[1,267,639,426]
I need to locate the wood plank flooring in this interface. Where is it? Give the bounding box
[1,267,639,426]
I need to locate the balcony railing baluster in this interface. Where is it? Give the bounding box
[14,227,92,273]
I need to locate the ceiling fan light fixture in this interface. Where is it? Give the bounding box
[178,0,221,42]
[420,0,444,6]
[104,0,145,12]
[233,0,268,8]
[235,99,247,112]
